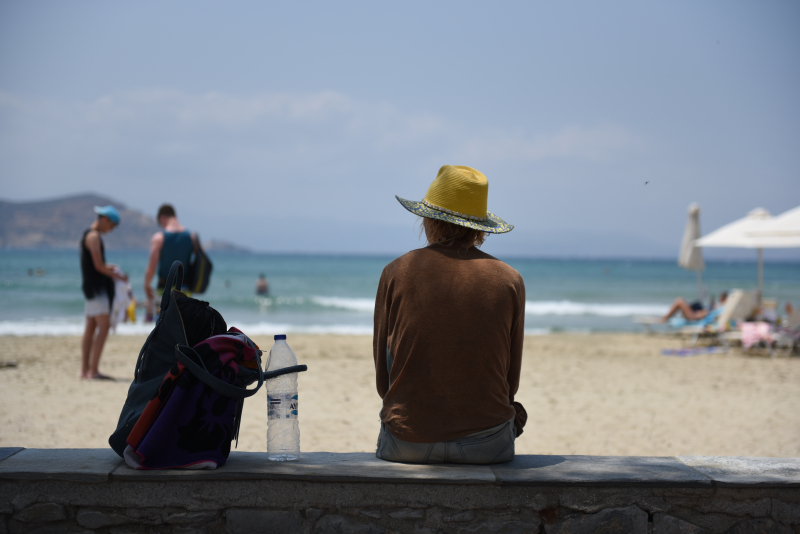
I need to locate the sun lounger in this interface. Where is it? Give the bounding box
[634,303,724,334]
[632,315,664,334]
[634,289,759,346]
[767,309,800,356]
[717,296,799,356]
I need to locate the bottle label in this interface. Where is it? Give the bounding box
[268,393,298,419]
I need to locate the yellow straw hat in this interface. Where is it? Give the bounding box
[396,165,513,233]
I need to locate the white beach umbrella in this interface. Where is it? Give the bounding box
[678,203,705,297]
[694,207,800,300]
[694,207,773,249]
[745,205,800,246]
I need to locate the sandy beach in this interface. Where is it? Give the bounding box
[1,332,798,458]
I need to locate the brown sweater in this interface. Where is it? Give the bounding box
[373,243,527,443]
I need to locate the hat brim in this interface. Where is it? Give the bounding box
[396,196,513,234]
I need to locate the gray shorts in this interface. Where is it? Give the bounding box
[85,292,110,318]
[376,418,515,465]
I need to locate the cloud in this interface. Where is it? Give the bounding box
[0,89,645,253]
[0,89,639,186]
[3,89,792,259]
[461,125,639,163]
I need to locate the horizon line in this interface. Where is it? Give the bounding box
[3,246,799,264]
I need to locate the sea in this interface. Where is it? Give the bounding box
[1,249,798,336]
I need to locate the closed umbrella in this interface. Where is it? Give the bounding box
[678,203,705,298]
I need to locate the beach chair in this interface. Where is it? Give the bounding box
[681,289,758,346]
[634,290,758,346]
[633,315,665,334]
[770,309,800,356]
[633,298,723,335]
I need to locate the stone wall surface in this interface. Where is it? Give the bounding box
[0,448,798,534]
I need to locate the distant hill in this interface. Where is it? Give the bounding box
[0,194,249,251]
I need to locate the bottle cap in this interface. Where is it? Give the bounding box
[274,334,286,340]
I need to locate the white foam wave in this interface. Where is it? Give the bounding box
[524,328,552,336]
[0,320,84,336]
[0,319,621,337]
[237,325,593,337]
[310,296,667,318]
[0,319,372,337]
[0,298,666,337]
[310,296,375,313]
[233,322,373,336]
[0,319,157,337]
[251,296,306,307]
[525,301,666,317]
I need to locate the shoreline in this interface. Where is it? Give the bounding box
[1,332,798,457]
[0,324,656,337]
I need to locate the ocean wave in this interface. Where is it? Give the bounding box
[0,319,373,337]
[250,296,306,307]
[240,325,587,336]
[0,298,666,337]
[233,322,373,336]
[310,296,375,313]
[525,301,666,317]
[0,319,157,337]
[310,296,667,317]
[0,319,614,337]
[524,328,553,335]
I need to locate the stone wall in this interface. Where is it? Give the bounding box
[1,448,798,533]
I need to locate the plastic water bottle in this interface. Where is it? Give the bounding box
[266,334,300,461]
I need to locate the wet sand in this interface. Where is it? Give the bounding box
[1,333,798,457]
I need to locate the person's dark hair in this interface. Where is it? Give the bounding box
[422,217,486,248]
[157,204,176,220]
[173,292,227,346]
[720,291,728,301]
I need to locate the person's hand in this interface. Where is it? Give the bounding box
[145,285,155,300]
[108,265,127,281]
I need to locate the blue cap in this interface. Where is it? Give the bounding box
[274,334,286,340]
[94,205,120,225]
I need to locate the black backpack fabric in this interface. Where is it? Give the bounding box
[187,235,212,294]
[109,261,191,456]
[173,291,227,347]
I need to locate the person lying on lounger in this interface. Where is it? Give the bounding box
[661,291,727,323]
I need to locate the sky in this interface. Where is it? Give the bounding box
[1,1,799,259]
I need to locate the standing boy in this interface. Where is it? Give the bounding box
[81,205,127,380]
[144,204,196,300]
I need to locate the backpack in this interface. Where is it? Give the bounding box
[187,233,212,294]
[124,328,262,469]
[109,260,305,462]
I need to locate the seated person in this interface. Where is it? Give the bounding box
[373,165,527,465]
[661,291,727,323]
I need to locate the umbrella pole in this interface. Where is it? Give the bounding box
[696,270,704,300]
[757,247,763,304]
